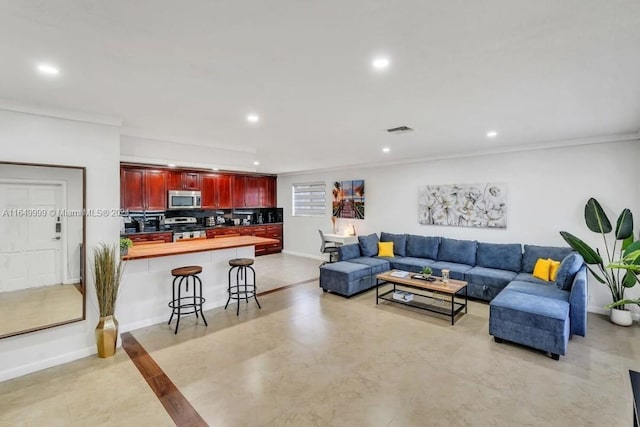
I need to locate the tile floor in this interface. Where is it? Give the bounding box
[1,253,639,427]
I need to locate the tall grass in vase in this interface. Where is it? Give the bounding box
[93,243,124,357]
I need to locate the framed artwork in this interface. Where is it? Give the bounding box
[418,182,507,228]
[333,180,365,219]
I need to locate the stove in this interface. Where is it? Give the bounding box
[165,217,207,242]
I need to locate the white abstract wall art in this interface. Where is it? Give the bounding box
[418,183,507,228]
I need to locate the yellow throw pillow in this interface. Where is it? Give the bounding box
[532,258,552,281]
[548,258,561,281]
[378,241,394,257]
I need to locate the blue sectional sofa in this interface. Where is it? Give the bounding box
[318,232,587,359]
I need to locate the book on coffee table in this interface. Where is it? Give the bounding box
[390,270,409,278]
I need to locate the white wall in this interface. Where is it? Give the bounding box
[0,108,121,381]
[278,140,640,317]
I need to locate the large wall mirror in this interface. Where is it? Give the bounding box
[0,161,85,339]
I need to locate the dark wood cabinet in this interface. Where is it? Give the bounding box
[144,170,167,210]
[202,174,234,209]
[183,172,200,190]
[122,165,277,210]
[121,167,167,210]
[121,168,145,211]
[232,175,247,208]
[127,232,173,244]
[167,171,200,191]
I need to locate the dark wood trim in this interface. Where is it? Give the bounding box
[120,162,277,178]
[121,332,208,427]
[257,277,319,296]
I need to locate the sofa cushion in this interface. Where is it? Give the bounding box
[431,261,474,281]
[390,257,438,273]
[347,257,391,274]
[490,289,569,334]
[533,258,552,281]
[476,242,522,272]
[437,238,477,265]
[406,235,440,260]
[358,233,379,257]
[505,281,570,302]
[338,243,361,261]
[555,253,584,291]
[380,232,407,257]
[522,245,573,273]
[465,266,517,289]
[377,241,394,257]
[514,272,550,286]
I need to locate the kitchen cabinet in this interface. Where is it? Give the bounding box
[168,171,200,191]
[232,175,277,208]
[121,168,144,211]
[264,224,283,254]
[127,232,173,244]
[264,176,277,207]
[202,174,233,209]
[120,167,167,211]
[205,227,240,238]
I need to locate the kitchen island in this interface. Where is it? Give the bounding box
[117,236,279,333]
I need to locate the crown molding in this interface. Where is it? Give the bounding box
[0,99,122,127]
[119,155,256,173]
[278,132,640,176]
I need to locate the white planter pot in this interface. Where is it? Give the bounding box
[610,308,633,326]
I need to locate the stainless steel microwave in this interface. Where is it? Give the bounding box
[168,190,202,209]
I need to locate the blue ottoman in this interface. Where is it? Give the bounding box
[489,289,570,360]
[319,261,375,297]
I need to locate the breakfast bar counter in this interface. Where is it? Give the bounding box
[116,236,280,333]
[123,236,279,260]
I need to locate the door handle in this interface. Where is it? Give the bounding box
[52,236,61,240]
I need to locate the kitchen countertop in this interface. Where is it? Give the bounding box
[122,235,280,260]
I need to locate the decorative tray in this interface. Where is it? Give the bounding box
[411,274,436,281]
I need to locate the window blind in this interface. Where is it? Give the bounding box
[292,182,326,217]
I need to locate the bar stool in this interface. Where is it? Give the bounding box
[168,265,208,334]
[225,258,261,315]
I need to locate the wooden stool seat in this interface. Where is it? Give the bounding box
[168,265,207,334]
[228,258,254,267]
[171,265,203,276]
[225,258,260,315]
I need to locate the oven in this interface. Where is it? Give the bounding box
[168,190,201,210]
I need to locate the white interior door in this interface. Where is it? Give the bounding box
[0,182,63,292]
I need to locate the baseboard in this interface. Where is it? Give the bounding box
[588,304,640,321]
[0,345,96,382]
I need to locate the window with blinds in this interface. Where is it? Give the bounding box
[292,182,326,217]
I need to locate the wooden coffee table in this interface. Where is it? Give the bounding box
[375,270,468,325]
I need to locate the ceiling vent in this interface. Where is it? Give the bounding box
[386,125,414,134]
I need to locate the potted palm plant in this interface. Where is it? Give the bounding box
[560,198,640,326]
[93,243,124,357]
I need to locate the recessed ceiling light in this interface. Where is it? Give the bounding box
[486,130,498,138]
[168,164,176,167]
[247,114,260,123]
[372,57,390,70]
[212,167,219,171]
[253,161,260,166]
[382,147,390,153]
[37,63,60,76]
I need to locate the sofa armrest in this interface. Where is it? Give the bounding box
[338,243,361,261]
[569,265,588,337]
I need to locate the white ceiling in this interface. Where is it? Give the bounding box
[1,1,639,174]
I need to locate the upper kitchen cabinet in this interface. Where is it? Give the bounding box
[121,167,167,211]
[201,174,233,209]
[233,175,277,208]
[167,171,200,191]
